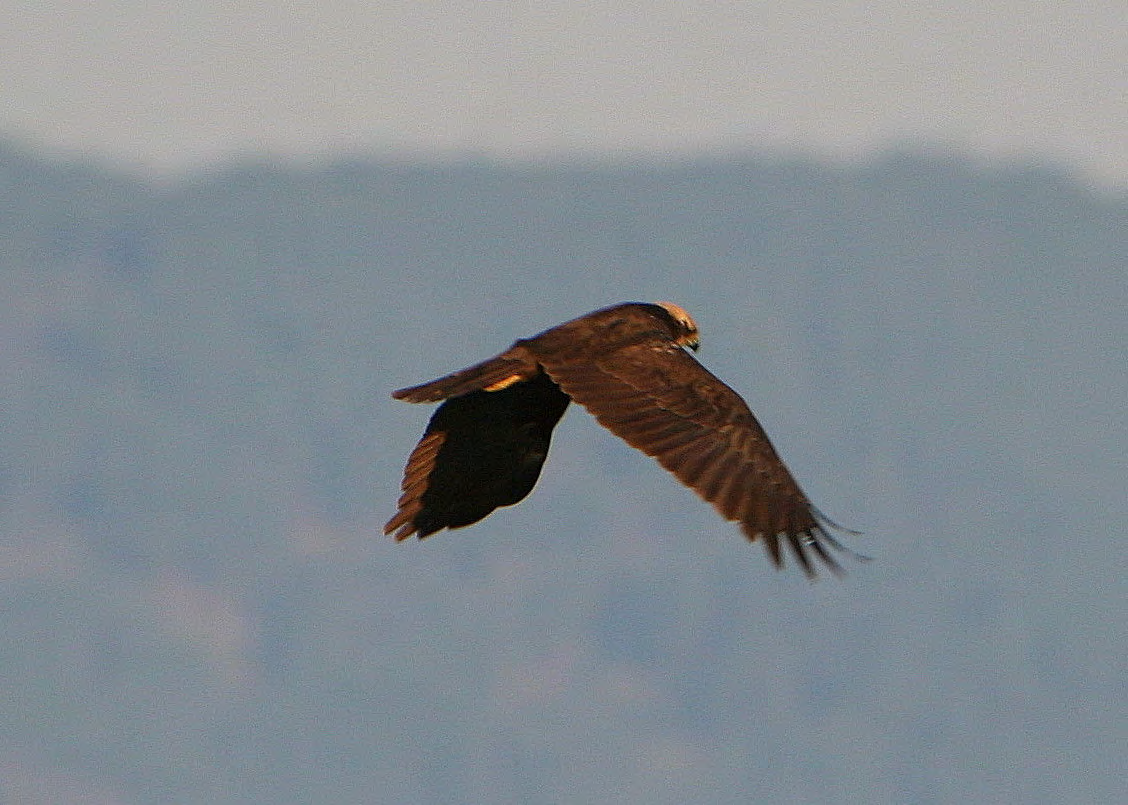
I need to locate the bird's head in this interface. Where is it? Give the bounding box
[656,301,700,351]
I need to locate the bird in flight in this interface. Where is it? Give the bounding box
[385,302,861,577]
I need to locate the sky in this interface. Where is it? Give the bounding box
[4,1,1127,186]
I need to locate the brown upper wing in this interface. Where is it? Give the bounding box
[538,342,846,576]
[391,346,539,403]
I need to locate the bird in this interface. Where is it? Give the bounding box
[385,302,861,577]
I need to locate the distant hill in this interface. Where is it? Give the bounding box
[2,138,1125,804]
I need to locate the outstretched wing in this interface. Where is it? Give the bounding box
[384,370,570,540]
[539,342,849,576]
[391,345,539,403]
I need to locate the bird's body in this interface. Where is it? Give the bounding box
[386,302,858,577]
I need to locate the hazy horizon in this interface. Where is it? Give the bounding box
[5,1,1126,187]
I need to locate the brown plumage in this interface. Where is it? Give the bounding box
[385,302,861,577]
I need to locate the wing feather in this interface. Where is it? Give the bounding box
[384,371,570,540]
[541,343,845,577]
[392,346,538,403]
